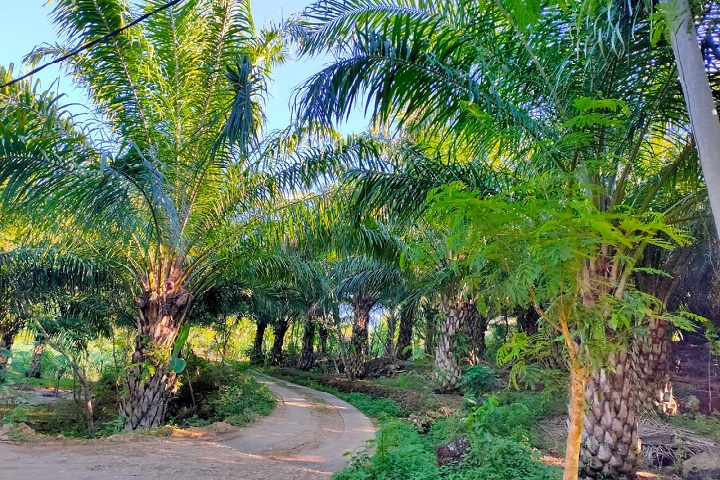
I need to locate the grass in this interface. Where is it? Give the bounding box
[267,365,563,480]
[665,413,720,444]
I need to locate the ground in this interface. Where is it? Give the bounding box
[0,376,376,480]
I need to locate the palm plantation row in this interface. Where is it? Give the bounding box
[1,0,719,479]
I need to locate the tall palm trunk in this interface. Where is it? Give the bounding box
[424,305,437,356]
[632,318,677,414]
[0,321,21,382]
[384,313,397,358]
[435,296,472,392]
[26,339,46,379]
[299,318,316,370]
[251,318,267,366]
[121,288,191,431]
[347,295,374,379]
[466,308,488,365]
[581,349,643,477]
[396,303,414,360]
[319,325,329,355]
[270,317,290,366]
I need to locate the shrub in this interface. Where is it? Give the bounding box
[456,437,559,480]
[333,420,441,480]
[461,366,499,400]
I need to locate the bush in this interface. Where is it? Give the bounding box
[461,366,499,400]
[169,354,275,427]
[454,437,559,480]
[333,420,441,480]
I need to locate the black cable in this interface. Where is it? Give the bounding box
[0,0,186,90]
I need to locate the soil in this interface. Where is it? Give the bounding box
[0,375,376,480]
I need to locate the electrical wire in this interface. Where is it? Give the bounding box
[0,0,187,90]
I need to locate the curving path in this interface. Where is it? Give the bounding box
[0,376,376,480]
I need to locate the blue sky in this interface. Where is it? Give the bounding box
[0,1,366,133]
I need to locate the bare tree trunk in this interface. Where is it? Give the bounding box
[347,296,374,379]
[121,288,191,431]
[396,302,414,360]
[662,0,720,240]
[269,317,290,366]
[566,363,587,480]
[298,318,316,370]
[250,318,267,366]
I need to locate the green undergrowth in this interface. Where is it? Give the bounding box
[268,366,563,480]
[665,413,720,444]
[169,355,275,428]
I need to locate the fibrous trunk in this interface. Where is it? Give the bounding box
[581,349,643,477]
[250,319,267,366]
[0,323,21,382]
[270,317,290,366]
[319,325,328,355]
[465,307,488,366]
[120,288,190,431]
[632,318,676,414]
[25,340,45,378]
[424,306,437,355]
[396,304,414,361]
[347,296,374,379]
[298,319,316,370]
[435,296,471,392]
[384,313,397,358]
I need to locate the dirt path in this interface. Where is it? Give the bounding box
[0,376,376,480]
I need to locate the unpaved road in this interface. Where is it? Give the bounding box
[0,376,376,480]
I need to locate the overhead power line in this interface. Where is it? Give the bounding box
[0,0,186,90]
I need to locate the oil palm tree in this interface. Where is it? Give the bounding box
[0,0,292,430]
[292,1,701,477]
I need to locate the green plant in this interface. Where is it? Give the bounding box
[461,366,499,401]
[333,420,441,480]
[2,406,27,424]
[456,437,560,480]
[214,379,275,427]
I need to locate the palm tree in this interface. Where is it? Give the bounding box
[292,1,701,477]
[0,0,291,430]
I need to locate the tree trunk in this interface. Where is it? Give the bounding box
[424,305,437,356]
[516,305,540,335]
[319,325,329,355]
[250,319,267,366]
[465,307,488,366]
[347,296,374,379]
[566,363,587,480]
[298,318,316,370]
[631,318,677,415]
[396,303,414,361]
[269,317,290,366]
[120,288,191,431]
[0,324,20,382]
[662,0,720,240]
[25,340,45,379]
[581,349,644,478]
[384,313,397,358]
[435,296,470,392]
